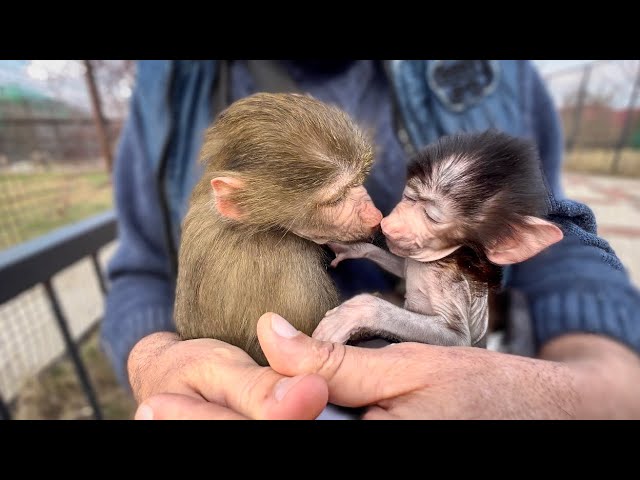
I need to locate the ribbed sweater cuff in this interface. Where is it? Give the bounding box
[529,284,640,355]
[100,304,175,389]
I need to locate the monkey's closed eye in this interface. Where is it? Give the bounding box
[424,209,441,224]
[403,194,417,203]
[326,195,345,206]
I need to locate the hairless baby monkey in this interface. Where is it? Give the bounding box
[313,130,564,348]
[174,92,382,365]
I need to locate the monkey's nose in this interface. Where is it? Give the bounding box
[363,206,383,228]
[380,218,403,238]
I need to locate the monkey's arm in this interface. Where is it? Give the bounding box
[313,293,476,347]
[329,242,406,278]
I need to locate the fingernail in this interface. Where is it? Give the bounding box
[135,404,154,420]
[274,375,305,402]
[270,313,299,338]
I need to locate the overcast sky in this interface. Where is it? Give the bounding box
[0,60,636,114]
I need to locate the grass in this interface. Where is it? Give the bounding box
[564,148,640,177]
[0,169,113,250]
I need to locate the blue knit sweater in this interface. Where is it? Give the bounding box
[101,60,640,387]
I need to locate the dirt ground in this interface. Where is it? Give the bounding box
[12,329,136,420]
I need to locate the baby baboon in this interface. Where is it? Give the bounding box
[174,93,382,365]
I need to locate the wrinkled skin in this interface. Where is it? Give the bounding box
[131,313,640,420]
[294,186,383,244]
[313,184,562,347]
[380,187,462,262]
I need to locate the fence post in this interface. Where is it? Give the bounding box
[566,64,592,153]
[611,64,640,174]
[91,251,108,295]
[83,60,113,173]
[44,279,103,420]
[0,394,10,420]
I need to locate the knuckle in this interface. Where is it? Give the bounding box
[154,340,245,398]
[237,367,273,414]
[128,335,253,404]
[306,340,347,381]
[127,333,179,402]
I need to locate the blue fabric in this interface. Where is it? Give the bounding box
[101,60,640,387]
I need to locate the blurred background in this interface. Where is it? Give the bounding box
[0,60,638,420]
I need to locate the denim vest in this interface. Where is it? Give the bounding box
[129,60,543,269]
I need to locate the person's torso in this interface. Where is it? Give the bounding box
[134,60,536,297]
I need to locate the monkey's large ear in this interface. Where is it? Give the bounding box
[485,216,564,265]
[211,177,245,220]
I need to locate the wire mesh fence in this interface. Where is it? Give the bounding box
[0,60,132,418]
[0,161,117,250]
[0,60,638,419]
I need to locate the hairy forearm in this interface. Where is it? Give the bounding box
[101,275,176,388]
[538,333,640,419]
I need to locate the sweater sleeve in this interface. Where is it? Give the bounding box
[506,63,640,355]
[99,92,176,389]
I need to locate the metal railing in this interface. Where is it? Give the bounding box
[0,210,117,420]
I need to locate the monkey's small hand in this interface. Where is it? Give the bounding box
[313,293,389,344]
[327,242,373,268]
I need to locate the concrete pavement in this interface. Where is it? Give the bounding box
[562,172,640,287]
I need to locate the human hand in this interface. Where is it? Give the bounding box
[258,312,593,419]
[130,315,640,420]
[128,332,328,420]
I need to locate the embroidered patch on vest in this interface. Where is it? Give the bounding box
[427,60,500,113]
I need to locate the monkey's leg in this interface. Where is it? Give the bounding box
[329,242,406,278]
[313,293,472,347]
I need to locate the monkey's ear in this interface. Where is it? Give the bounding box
[485,216,564,265]
[211,177,245,220]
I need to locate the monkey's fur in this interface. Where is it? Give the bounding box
[174,93,375,365]
[315,131,564,349]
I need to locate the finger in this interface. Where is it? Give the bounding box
[257,312,425,407]
[187,343,329,420]
[129,331,329,420]
[330,258,340,268]
[137,393,249,420]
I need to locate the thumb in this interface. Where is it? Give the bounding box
[257,312,418,407]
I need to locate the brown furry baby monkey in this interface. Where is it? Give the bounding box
[313,130,564,348]
[174,93,383,365]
